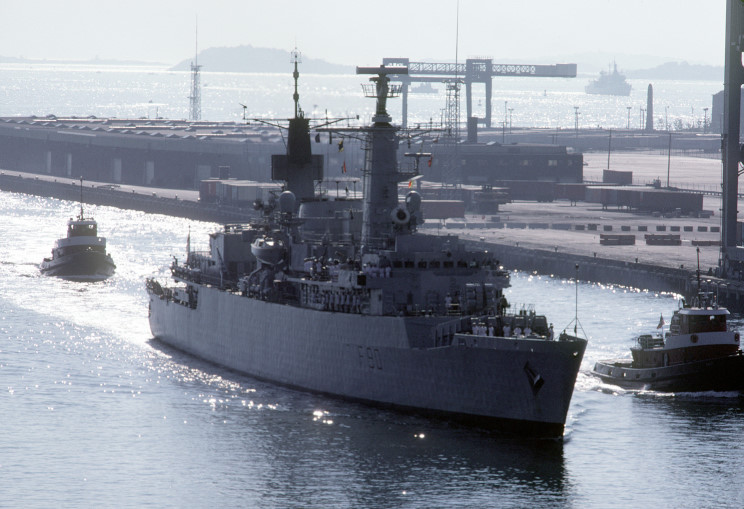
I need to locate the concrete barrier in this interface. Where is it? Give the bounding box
[600,234,635,245]
[645,234,681,246]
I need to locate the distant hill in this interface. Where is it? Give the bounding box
[170,45,353,74]
[626,61,723,81]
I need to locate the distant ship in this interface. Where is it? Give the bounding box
[593,291,744,392]
[409,82,437,94]
[146,57,587,438]
[585,61,631,96]
[40,179,116,281]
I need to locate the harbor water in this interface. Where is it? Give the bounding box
[1,65,743,507]
[3,192,744,508]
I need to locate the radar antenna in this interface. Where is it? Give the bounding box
[291,47,303,119]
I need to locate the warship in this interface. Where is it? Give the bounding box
[585,61,631,96]
[40,178,116,281]
[146,57,587,438]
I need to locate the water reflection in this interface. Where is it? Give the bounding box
[149,339,572,507]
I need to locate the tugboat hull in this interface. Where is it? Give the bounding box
[593,353,744,392]
[40,250,116,281]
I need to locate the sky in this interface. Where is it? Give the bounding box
[0,1,728,68]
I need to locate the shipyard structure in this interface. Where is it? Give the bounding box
[0,114,584,198]
[0,116,287,187]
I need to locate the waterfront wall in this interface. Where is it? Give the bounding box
[0,172,255,223]
[478,241,692,295]
[8,169,744,311]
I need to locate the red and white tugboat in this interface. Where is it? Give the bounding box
[593,291,744,392]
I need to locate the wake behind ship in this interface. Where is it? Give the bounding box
[146,56,586,438]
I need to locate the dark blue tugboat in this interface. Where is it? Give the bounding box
[593,292,744,392]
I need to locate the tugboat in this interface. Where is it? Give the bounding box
[585,61,632,96]
[593,292,744,392]
[40,178,116,281]
[146,55,587,438]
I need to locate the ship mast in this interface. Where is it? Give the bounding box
[357,65,407,252]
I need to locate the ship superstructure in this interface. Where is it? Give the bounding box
[585,61,632,96]
[146,61,586,438]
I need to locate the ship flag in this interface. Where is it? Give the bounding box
[408,180,413,189]
[428,156,433,167]
[338,139,344,152]
[342,161,347,173]
[657,314,664,329]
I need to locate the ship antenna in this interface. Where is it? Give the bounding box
[574,263,578,334]
[79,176,84,219]
[291,47,302,118]
[564,263,586,338]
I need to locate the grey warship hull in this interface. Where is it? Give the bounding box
[148,284,586,437]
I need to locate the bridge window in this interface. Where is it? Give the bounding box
[418,261,428,268]
[430,261,441,268]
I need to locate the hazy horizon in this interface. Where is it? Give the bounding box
[0,1,727,69]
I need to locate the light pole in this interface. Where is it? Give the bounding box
[574,106,580,137]
[640,107,645,129]
[502,100,507,142]
[665,105,669,131]
[627,106,632,130]
[508,108,513,133]
[703,107,709,133]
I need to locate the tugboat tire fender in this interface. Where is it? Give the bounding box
[735,332,740,343]
[690,334,698,343]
